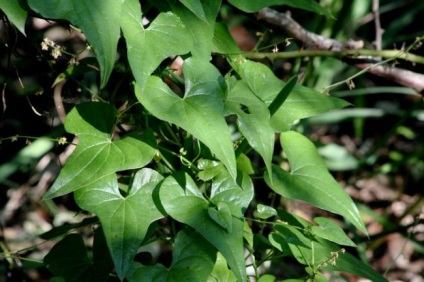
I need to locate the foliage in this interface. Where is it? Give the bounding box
[2,0,423,281]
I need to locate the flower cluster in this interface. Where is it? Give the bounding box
[41,38,63,59]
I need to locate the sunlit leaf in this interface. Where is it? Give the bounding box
[231,59,349,132]
[265,131,367,234]
[44,102,157,199]
[137,57,237,178]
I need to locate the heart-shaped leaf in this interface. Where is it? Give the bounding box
[126,229,216,282]
[74,168,165,280]
[120,0,192,90]
[256,204,277,219]
[208,202,233,232]
[28,0,122,88]
[170,0,221,60]
[265,131,367,234]
[137,57,237,178]
[159,173,247,282]
[44,102,157,199]
[208,252,238,282]
[231,59,349,132]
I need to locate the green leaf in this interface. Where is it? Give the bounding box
[159,173,247,282]
[170,0,221,60]
[74,168,165,280]
[44,102,157,199]
[208,202,233,232]
[137,57,237,179]
[311,217,356,247]
[28,0,122,88]
[44,234,93,282]
[226,80,274,180]
[256,204,277,219]
[270,223,388,282]
[127,229,216,282]
[231,59,349,132]
[208,252,237,282]
[212,22,241,55]
[209,162,254,213]
[0,0,28,35]
[228,0,331,17]
[268,75,297,116]
[265,131,367,234]
[120,0,192,90]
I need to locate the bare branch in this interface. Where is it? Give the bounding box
[256,7,424,93]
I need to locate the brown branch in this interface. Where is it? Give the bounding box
[256,7,424,93]
[256,8,364,51]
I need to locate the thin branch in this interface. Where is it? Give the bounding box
[373,0,383,51]
[255,7,424,93]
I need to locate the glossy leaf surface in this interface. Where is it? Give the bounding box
[265,131,367,234]
[120,0,192,90]
[44,102,156,199]
[159,172,247,282]
[138,58,237,178]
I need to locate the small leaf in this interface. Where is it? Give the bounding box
[137,58,237,179]
[28,0,122,88]
[120,0,192,90]
[256,204,277,219]
[228,0,331,17]
[74,168,165,280]
[208,202,233,232]
[265,131,367,234]
[311,217,356,247]
[44,102,157,199]
[159,173,247,282]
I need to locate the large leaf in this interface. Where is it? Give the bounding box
[228,0,331,17]
[74,168,165,280]
[170,0,221,60]
[0,0,28,35]
[126,229,216,281]
[137,57,237,178]
[159,173,247,282]
[265,131,367,234]
[28,0,122,88]
[226,80,274,180]
[44,102,157,199]
[120,0,192,90]
[231,59,349,132]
